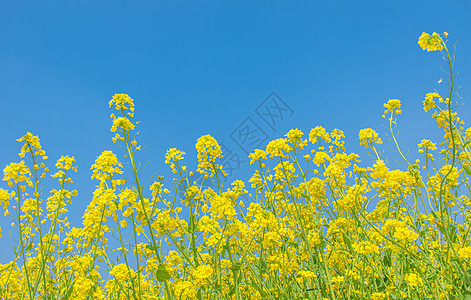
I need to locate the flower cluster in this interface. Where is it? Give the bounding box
[358,128,382,149]
[418,31,445,52]
[195,134,222,175]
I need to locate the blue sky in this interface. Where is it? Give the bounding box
[0,1,470,261]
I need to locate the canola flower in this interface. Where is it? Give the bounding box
[0,31,470,300]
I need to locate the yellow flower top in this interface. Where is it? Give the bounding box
[383,98,401,112]
[418,139,437,152]
[423,92,441,112]
[3,161,33,188]
[55,155,77,172]
[248,149,268,164]
[165,148,186,164]
[309,126,331,144]
[285,128,307,149]
[265,138,292,158]
[16,132,46,158]
[109,93,135,112]
[90,150,123,182]
[418,32,444,52]
[195,134,222,173]
[358,128,382,149]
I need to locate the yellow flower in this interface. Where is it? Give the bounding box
[359,128,382,149]
[109,93,135,112]
[90,150,123,181]
[383,98,401,112]
[371,292,387,300]
[72,276,96,300]
[352,241,380,255]
[135,224,145,236]
[423,92,441,112]
[330,128,346,150]
[285,128,307,149]
[111,117,135,132]
[438,164,460,186]
[285,128,303,143]
[301,177,326,204]
[231,179,247,196]
[192,264,213,287]
[55,155,77,172]
[418,139,437,152]
[0,188,14,209]
[299,270,316,278]
[3,161,33,188]
[265,138,292,158]
[166,250,183,266]
[172,280,197,300]
[17,132,46,157]
[110,263,133,282]
[150,181,164,198]
[165,148,186,164]
[309,126,331,144]
[464,127,471,140]
[418,32,444,52]
[313,151,330,166]
[195,134,222,173]
[248,170,263,189]
[404,272,423,287]
[459,246,471,259]
[209,194,236,221]
[331,276,344,284]
[273,161,296,182]
[249,149,268,164]
[370,160,388,179]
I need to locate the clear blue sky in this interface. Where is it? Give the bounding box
[1,1,470,261]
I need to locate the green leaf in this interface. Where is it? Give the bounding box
[155,264,171,282]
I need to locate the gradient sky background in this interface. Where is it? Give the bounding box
[0,1,470,261]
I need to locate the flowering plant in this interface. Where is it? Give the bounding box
[1,31,470,299]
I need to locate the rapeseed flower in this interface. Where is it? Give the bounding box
[195,134,222,174]
[423,92,441,112]
[359,128,382,149]
[109,93,135,112]
[309,126,331,144]
[265,138,292,158]
[404,272,423,287]
[418,32,444,52]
